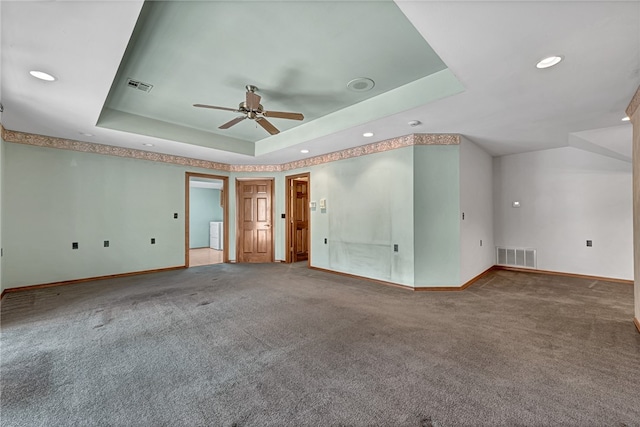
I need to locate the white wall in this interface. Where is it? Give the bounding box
[631,106,640,322]
[0,136,4,292]
[459,137,494,284]
[494,146,633,280]
[0,5,3,292]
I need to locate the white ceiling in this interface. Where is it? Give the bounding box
[1,1,638,165]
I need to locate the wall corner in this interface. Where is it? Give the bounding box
[627,85,640,325]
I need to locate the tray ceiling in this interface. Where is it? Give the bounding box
[98,0,460,156]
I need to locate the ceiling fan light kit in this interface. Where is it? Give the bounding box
[194,85,304,135]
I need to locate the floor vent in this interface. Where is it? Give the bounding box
[126,78,153,93]
[496,247,536,269]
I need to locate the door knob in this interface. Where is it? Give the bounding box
[264,224,271,227]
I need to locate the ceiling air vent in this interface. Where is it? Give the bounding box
[126,78,153,93]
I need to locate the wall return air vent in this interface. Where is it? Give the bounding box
[496,247,536,269]
[126,78,153,93]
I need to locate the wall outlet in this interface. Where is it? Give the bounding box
[480,239,483,246]
[324,238,327,244]
[586,240,592,247]
[72,242,78,250]
[151,238,156,244]
[281,213,286,219]
[174,213,178,219]
[104,240,109,248]
[394,244,399,252]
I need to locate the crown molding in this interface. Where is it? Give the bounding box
[1,125,459,173]
[627,85,640,119]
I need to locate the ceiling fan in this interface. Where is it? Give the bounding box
[193,85,304,135]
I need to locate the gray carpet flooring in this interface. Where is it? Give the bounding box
[1,263,639,426]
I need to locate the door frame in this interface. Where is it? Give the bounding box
[235,177,275,263]
[185,172,229,267]
[285,172,311,265]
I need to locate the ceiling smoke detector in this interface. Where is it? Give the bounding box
[347,77,375,92]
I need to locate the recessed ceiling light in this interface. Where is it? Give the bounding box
[622,116,630,122]
[363,132,374,137]
[300,149,310,154]
[536,56,562,69]
[347,77,375,92]
[29,70,56,81]
[142,143,154,147]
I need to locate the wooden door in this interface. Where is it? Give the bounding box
[293,180,309,262]
[237,179,273,263]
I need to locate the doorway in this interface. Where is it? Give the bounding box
[185,173,229,267]
[285,173,310,264]
[236,178,274,263]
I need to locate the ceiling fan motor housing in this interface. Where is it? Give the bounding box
[240,102,264,119]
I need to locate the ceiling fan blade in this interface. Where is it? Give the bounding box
[194,104,240,112]
[219,116,247,129]
[246,91,261,111]
[256,117,280,135]
[262,110,304,121]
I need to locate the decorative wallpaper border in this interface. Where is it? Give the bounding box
[1,125,459,173]
[279,133,459,172]
[1,127,232,171]
[626,85,640,119]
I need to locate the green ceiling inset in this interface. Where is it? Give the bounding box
[98,0,463,156]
